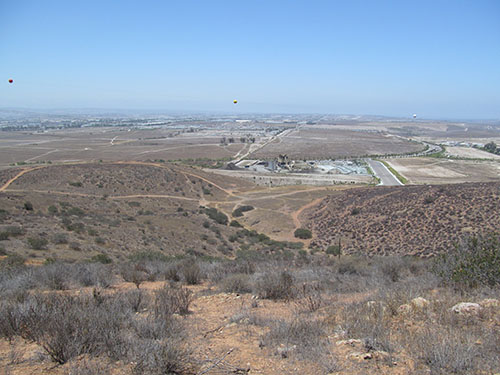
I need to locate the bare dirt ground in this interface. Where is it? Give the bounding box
[0,128,248,168]
[444,146,500,160]
[385,157,500,184]
[250,128,423,160]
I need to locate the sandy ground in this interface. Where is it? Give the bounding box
[445,146,500,160]
[386,157,500,184]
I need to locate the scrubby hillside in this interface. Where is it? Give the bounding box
[304,182,500,256]
[0,162,306,262]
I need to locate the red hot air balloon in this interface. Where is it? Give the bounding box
[8,79,13,84]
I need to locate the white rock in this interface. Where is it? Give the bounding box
[411,297,430,309]
[451,302,483,315]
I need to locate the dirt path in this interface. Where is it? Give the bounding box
[291,197,325,230]
[0,166,46,192]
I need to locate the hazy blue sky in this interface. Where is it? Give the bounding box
[1,0,499,118]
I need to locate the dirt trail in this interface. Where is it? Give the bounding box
[291,197,325,230]
[0,166,46,192]
[114,160,236,197]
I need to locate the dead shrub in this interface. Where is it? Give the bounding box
[154,283,193,318]
[298,282,323,312]
[220,273,253,294]
[13,294,127,364]
[337,301,394,353]
[119,263,148,288]
[261,316,328,360]
[130,337,193,375]
[180,260,202,285]
[255,270,296,301]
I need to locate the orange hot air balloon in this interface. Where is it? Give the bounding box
[8,79,13,83]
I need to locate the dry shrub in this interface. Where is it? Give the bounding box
[220,273,253,294]
[261,315,335,369]
[298,282,323,312]
[119,263,148,288]
[154,283,193,318]
[180,260,202,285]
[12,294,127,364]
[255,270,296,301]
[130,337,193,375]
[337,300,394,353]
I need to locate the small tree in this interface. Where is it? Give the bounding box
[326,245,341,257]
[28,236,48,250]
[294,228,312,239]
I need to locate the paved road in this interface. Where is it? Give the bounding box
[366,159,403,186]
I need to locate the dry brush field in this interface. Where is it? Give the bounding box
[303,182,500,257]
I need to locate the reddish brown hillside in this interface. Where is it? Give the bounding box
[304,182,500,256]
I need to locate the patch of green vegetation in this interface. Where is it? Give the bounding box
[90,253,113,264]
[229,220,243,228]
[326,244,342,257]
[204,207,228,225]
[27,236,48,250]
[434,234,500,288]
[482,141,500,155]
[427,145,447,158]
[0,209,9,220]
[3,226,25,237]
[232,205,254,217]
[294,228,312,239]
[68,181,83,187]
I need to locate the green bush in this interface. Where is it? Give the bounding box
[230,220,242,228]
[294,228,312,239]
[434,234,500,288]
[28,236,48,250]
[52,233,68,244]
[24,202,33,211]
[95,237,106,244]
[326,245,341,257]
[205,207,228,225]
[4,226,25,236]
[90,253,113,264]
[232,205,254,217]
